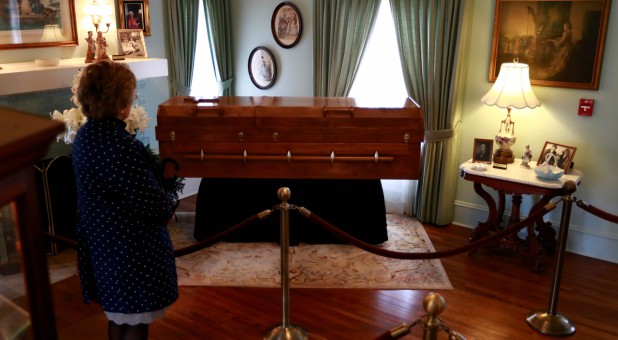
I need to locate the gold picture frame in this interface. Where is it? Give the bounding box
[117,0,151,36]
[0,0,78,49]
[489,0,611,90]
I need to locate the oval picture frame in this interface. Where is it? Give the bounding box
[248,46,277,89]
[271,2,302,48]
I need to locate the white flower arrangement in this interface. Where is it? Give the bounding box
[51,69,150,144]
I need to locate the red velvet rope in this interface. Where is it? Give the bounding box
[576,200,618,224]
[173,211,271,257]
[42,210,272,258]
[43,200,557,261]
[297,201,557,260]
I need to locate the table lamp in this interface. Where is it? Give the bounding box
[35,24,62,66]
[481,61,540,164]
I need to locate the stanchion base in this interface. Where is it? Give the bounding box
[263,323,308,340]
[526,310,575,336]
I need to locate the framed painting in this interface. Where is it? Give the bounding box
[117,29,147,58]
[117,0,151,36]
[271,2,302,48]
[537,141,576,171]
[248,46,276,89]
[0,0,78,49]
[488,0,611,90]
[473,138,494,164]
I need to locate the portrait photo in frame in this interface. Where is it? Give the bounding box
[248,46,276,89]
[537,141,576,171]
[271,2,302,48]
[117,0,151,36]
[473,138,494,164]
[117,29,147,58]
[0,0,78,49]
[488,0,611,90]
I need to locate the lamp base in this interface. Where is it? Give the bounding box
[494,148,514,164]
[526,310,576,336]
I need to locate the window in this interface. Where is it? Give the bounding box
[348,0,415,215]
[190,1,218,98]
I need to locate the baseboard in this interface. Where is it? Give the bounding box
[453,200,618,264]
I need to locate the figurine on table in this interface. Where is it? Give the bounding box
[85,31,96,63]
[96,31,110,61]
[521,144,532,168]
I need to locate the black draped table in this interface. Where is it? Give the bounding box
[194,179,388,245]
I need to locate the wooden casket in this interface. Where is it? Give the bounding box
[156,96,424,179]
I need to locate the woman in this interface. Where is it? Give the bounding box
[72,61,178,339]
[127,11,140,29]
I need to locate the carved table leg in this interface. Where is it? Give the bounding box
[502,193,546,272]
[500,194,522,251]
[470,182,499,243]
[531,195,557,255]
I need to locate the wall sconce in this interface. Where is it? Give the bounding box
[86,0,113,33]
[481,60,541,164]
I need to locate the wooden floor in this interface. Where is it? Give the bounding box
[45,195,618,339]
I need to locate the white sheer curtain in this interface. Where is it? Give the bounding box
[190,0,218,98]
[348,0,415,215]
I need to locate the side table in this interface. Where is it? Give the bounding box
[459,159,583,271]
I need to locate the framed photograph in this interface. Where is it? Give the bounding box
[537,141,576,171]
[473,138,494,163]
[489,0,611,90]
[0,0,78,49]
[248,46,276,89]
[271,2,302,48]
[117,29,147,58]
[117,0,151,36]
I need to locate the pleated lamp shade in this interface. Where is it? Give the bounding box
[481,62,541,109]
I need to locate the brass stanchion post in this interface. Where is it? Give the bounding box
[263,187,308,340]
[526,180,576,336]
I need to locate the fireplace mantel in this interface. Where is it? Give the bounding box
[0,58,168,97]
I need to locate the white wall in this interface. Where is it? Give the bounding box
[454,1,618,263]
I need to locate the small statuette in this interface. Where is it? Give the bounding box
[85,31,96,63]
[521,144,532,168]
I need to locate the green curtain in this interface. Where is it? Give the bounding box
[203,0,234,96]
[165,0,199,96]
[390,0,468,224]
[313,0,381,96]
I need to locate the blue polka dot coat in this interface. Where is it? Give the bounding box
[72,118,178,314]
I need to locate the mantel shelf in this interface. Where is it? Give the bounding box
[0,58,168,97]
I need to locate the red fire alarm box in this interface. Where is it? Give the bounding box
[578,99,594,116]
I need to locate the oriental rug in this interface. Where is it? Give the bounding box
[168,212,452,290]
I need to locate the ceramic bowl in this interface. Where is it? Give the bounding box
[534,165,564,181]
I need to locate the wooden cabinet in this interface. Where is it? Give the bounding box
[0,106,64,339]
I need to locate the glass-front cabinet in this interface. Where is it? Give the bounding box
[0,106,64,339]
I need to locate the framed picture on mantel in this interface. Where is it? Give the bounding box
[118,0,151,36]
[0,0,78,49]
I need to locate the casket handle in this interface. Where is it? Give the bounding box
[323,107,354,118]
